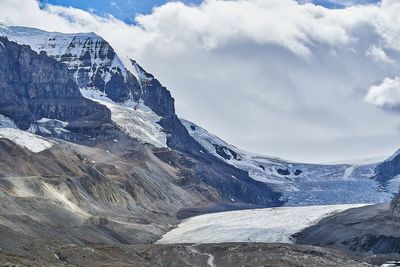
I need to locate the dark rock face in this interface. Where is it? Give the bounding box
[294,203,400,256]
[132,61,176,117]
[0,37,111,133]
[277,168,290,176]
[374,151,400,183]
[153,147,282,210]
[391,190,400,215]
[294,169,303,176]
[213,144,241,161]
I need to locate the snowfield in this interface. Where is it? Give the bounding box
[81,89,167,148]
[0,115,54,153]
[0,128,54,153]
[157,204,368,244]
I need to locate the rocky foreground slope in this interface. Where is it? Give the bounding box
[294,198,400,265]
[0,243,372,267]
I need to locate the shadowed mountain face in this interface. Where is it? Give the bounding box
[374,150,400,184]
[0,37,111,134]
[294,201,400,261]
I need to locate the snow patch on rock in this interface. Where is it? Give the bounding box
[28,118,69,135]
[0,128,54,153]
[0,115,54,153]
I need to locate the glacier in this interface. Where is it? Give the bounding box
[181,119,394,205]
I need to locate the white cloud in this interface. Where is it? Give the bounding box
[366,45,394,63]
[365,77,400,110]
[1,0,400,162]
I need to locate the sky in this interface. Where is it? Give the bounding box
[38,0,379,21]
[2,0,400,163]
[38,0,204,23]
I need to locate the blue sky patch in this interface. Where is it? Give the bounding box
[39,0,203,23]
[39,0,380,24]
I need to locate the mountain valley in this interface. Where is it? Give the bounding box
[0,24,399,266]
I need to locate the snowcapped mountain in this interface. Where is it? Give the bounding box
[0,24,196,151]
[0,31,281,209]
[0,33,285,260]
[0,23,397,207]
[0,22,400,266]
[0,25,170,114]
[0,35,112,134]
[182,119,394,205]
[0,24,135,101]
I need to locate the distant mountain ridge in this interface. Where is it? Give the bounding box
[181,119,395,205]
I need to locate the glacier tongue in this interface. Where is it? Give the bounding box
[158,204,368,244]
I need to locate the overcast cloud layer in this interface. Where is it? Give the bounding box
[1,0,400,162]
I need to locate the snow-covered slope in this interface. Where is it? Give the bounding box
[80,89,167,148]
[182,119,393,205]
[0,24,159,95]
[158,204,368,244]
[0,115,54,153]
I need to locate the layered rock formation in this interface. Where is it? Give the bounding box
[0,37,111,134]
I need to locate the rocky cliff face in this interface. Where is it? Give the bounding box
[0,25,199,152]
[391,188,400,215]
[129,60,199,152]
[0,26,137,102]
[0,37,111,134]
[374,150,400,183]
